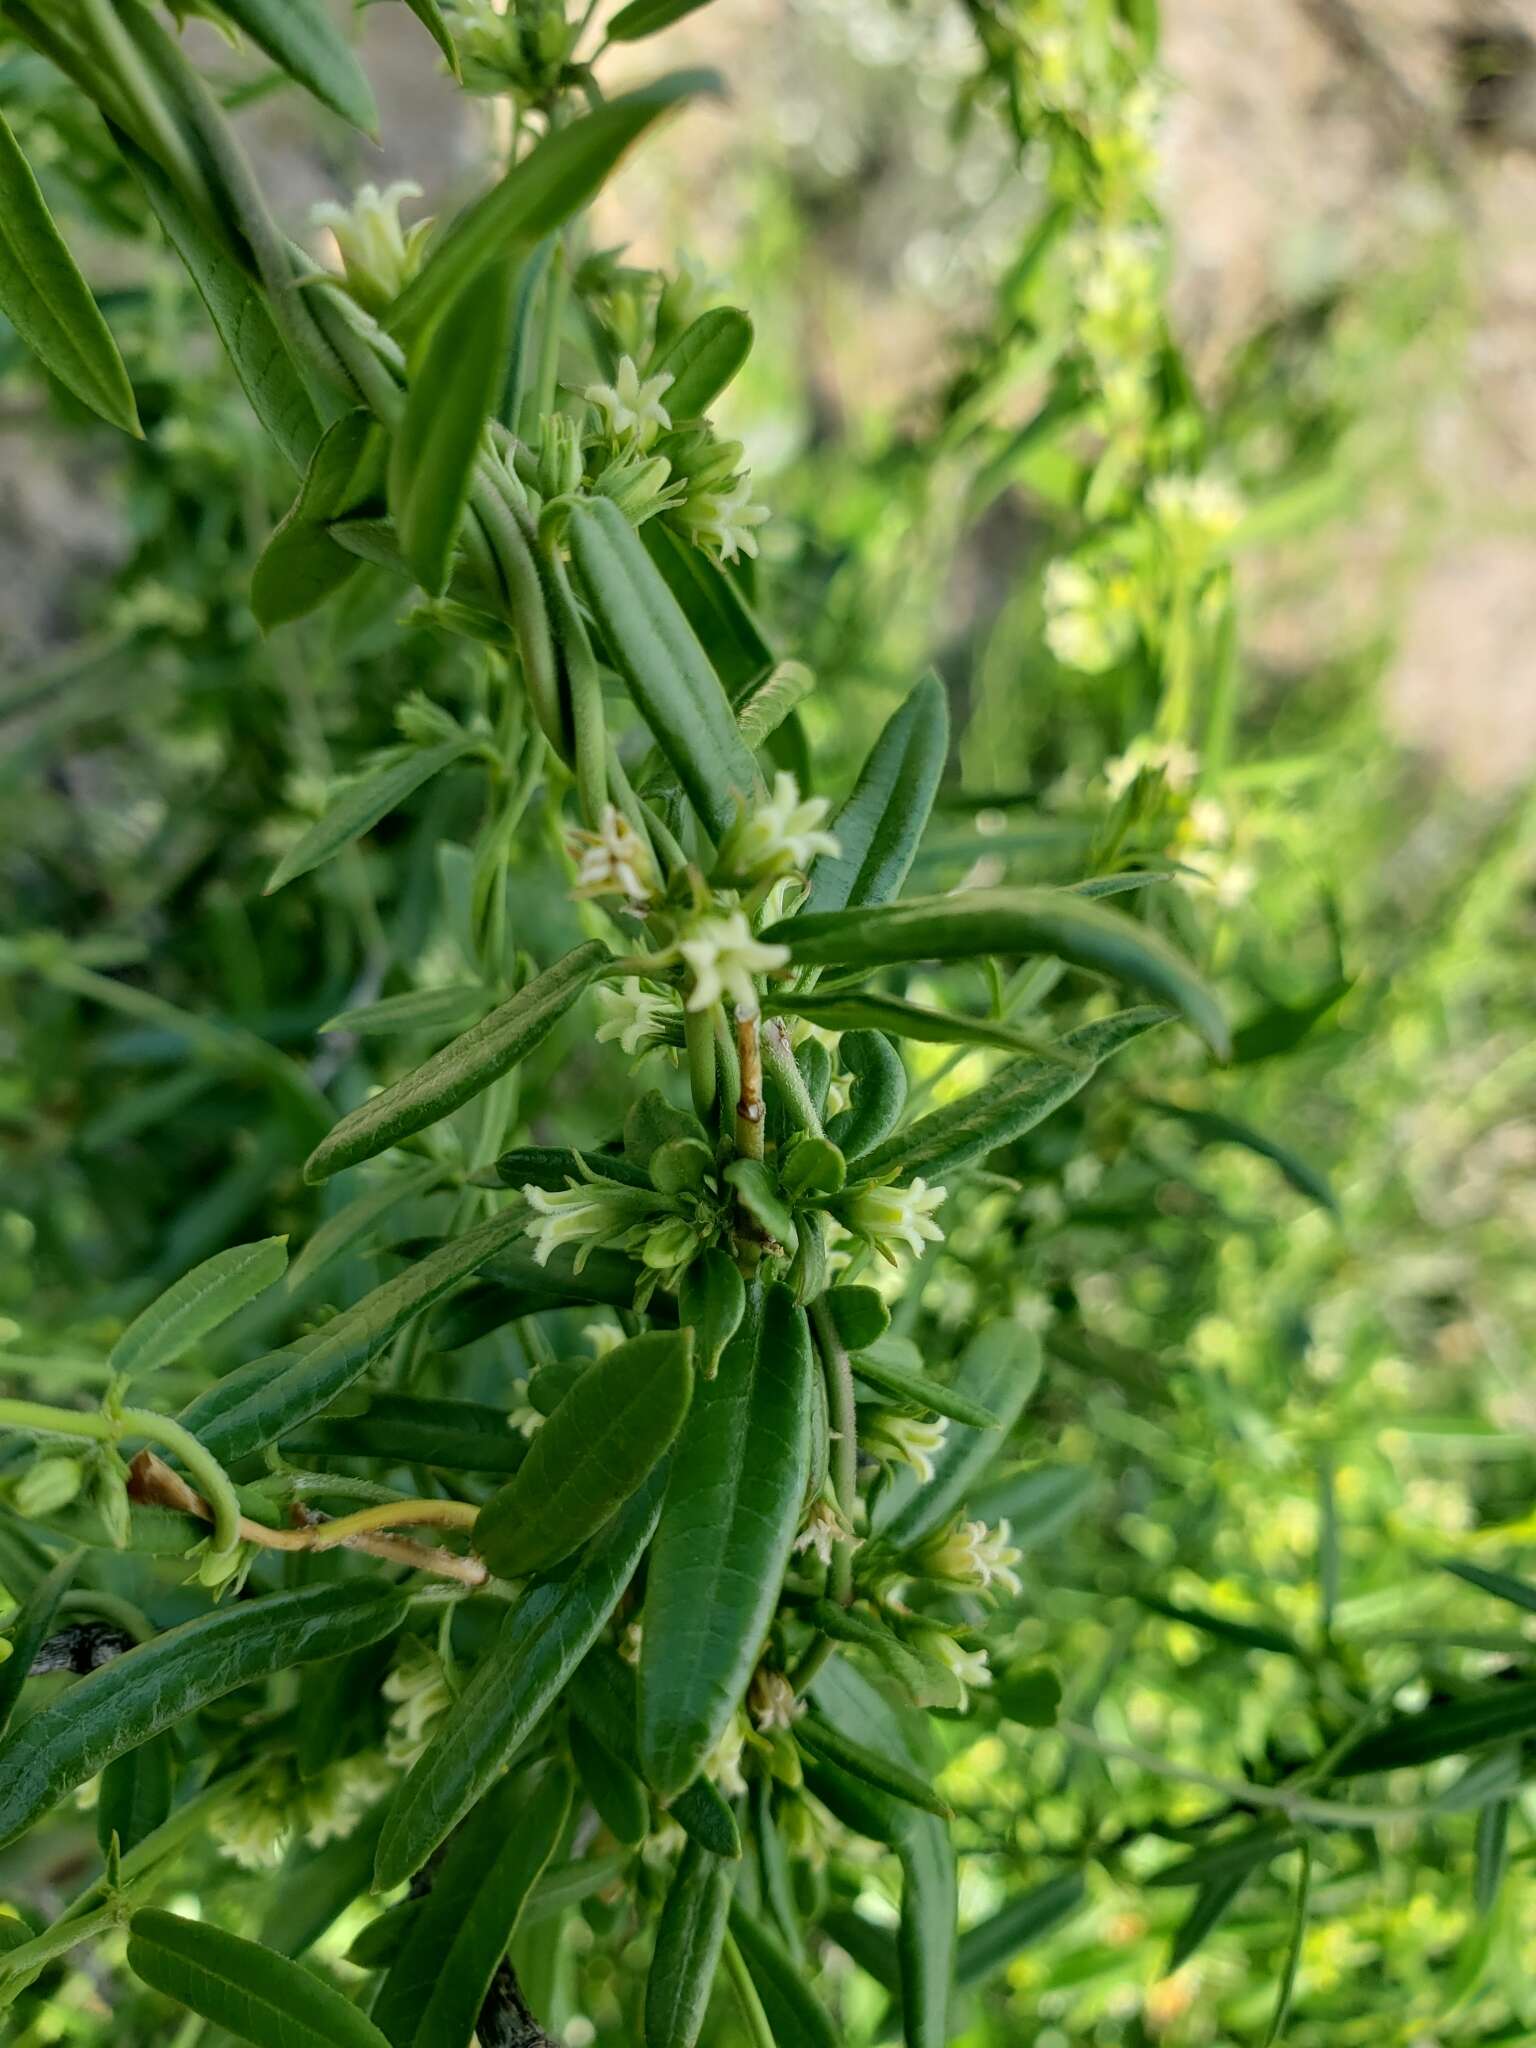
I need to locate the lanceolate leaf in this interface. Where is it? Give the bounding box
[282,1393,529,1475]
[1337,1681,1536,1775]
[108,1236,288,1380]
[1168,1865,1257,1972]
[640,519,773,697]
[390,259,510,595]
[304,942,607,1181]
[1142,1096,1337,1212]
[797,1713,951,1819]
[956,1869,1087,1987]
[0,111,140,435]
[283,1164,443,1295]
[1441,1557,1536,1616]
[570,1717,650,1846]
[97,1732,174,1858]
[388,75,719,337]
[0,1583,405,1849]
[322,985,488,1037]
[644,1839,731,2048]
[183,1202,535,1462]
[115,135,321,473]
[252,411,386,629]
[567,1649,741,1860]
[0,1549,82,1744]
[400,0,459,73]
[850,1339,1001,1429]
[764,986,1065,1059]
[875,1320,1043,1550]
[568,496,760,838]
[899,1816,958,2048]
[609,0,719,38]
[728,1900,839,2048]
[639,1285,814,1800]
[213,0,377,132]
[857,1006,1168,1182]
[475,1329,695,1577]
[372,1763,572,2047]
[265,738,477,896]
[375,1472,665,1889]
[768,888,1229,1056]
[804,673,948,915]
[652,307,753,418]
[127,1910,391,2048]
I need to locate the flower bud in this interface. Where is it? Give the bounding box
[13,1454,84,1519]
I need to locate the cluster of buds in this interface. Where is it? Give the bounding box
[677,910,788,1020]
[913,1513,1023,1600]
[665,426,771,563]
[450,0,581,104]
[521,1154,724,1304]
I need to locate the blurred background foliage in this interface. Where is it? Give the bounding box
[2,0,1535,2043]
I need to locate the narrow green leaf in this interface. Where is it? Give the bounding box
[874,1320,1042,1550]
[645,1839,731,2048]
[388,74,718,337]
[128,1909,390,2048]
[109,1236,288,1380]
[652,307,752,418]
[1144,1821,1296,1889]
[0,1582,405,1849]
[284,1165,443,1295]
[373,1763,572,2047]
[282,1393,529,1475]
[1142,1096,1337,1212]
[640,1284,814,1799]
[0,111,139,434]
[898,1815,956,2048]
[266,738,475,896]
[804,673,948,915]
[304,941,607,1181]
[390,260,509,595]
[567,1648,740,1859]
[956,1871,1086,1988]
[1168,1864,1256,1972]
[375,1471,664,1889]
[322,985,489,1037]
[851,1339,1000,1430]
[640,519,773,698]
[1231,977,1351,1064]
[399,0,459,73]
[610,0,719,37]
[825,1030,907,1160]
[1475,1791,1511,1916]
[1337,1681,1536,1775]
[182,1203,536,1462]
[115,135,321,473]
[857,1007,1167,1182]
[768,887,1228,1056]
[97,1731,174,1858]
[252,411,386,629]
[1135,1590,1304,1658]
[1264,1843,1313,2045]
[678,1250,747,1378]
[764,987,1065,1059]
[797,1713,951,1819]
[491,1144,653,1192]
[476,1329,694,1577]
[213,0,377,130]
[568,495,760,838]
[970,1463,1097,1545]
[0,1548,82,1743]
[727,1900,839,2048]
[1441,1556,1536,1616]
[570,1717,650,1846]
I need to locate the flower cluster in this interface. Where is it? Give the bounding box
[1043,555,1140,674]
[840,1176,948,1266]
[569,805,656,906]
[450,0,579,103]
[914,1513,1023,1599]
[521,1160,722,1301]
[716,772,840,886]
[677,911,789,1018]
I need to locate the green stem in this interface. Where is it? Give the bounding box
[118,1408,241,1559]
[59,1589,153,1642]
[683,1005,718,1124]
[809,1301,858,1606]
[761,1019,823,1137]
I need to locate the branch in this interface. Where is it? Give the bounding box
[127,1451,489,1588]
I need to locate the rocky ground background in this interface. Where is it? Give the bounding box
[3,0,1533,786]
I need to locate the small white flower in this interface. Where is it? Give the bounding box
[717,771,840,884]
[311,182,429,313]
[749,1667,803,1735]
[793,1495,855,1569]
[506,1378,543,1438]
[211,1777,292,1871]
[866,1412,949,1486]
[301,1753,394,1849]
[1042,557,1137,676]
[681,474,771,563]
[595,977,672,1057]
[1182,850,1256,908]
[521,1175,661,1272]
[1185,796,1230,849]
[583,1321,625,1358]
[382,1643,452,1767]
[914,1631,992,1709]
[916,1516,1023,1601]
[569,804,655,904]
[1148,471,1244,556]
[842,1177,947,1265]
[678,910,789,1018]
[1062,1154,1103,1200]
[585,355,673,449]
